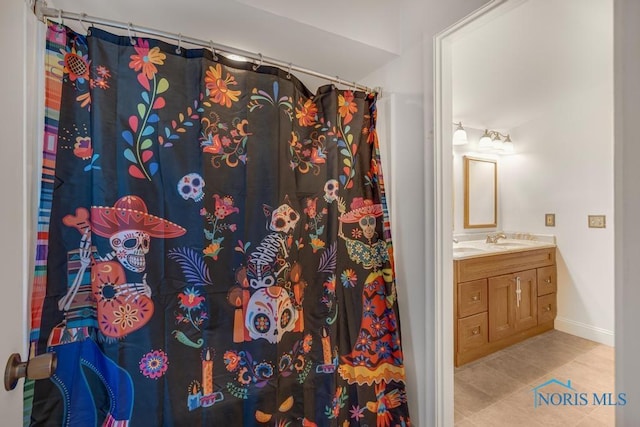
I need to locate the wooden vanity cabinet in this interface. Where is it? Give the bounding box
[454,247,556,366]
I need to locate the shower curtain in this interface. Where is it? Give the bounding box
[25,22,410,427]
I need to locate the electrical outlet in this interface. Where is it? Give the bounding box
[545,214,555,227]
[588,215,606,228]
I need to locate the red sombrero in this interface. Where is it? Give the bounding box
[91,195,186,238]
[339,197,383,224]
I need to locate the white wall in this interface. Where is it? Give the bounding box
[501,82,614,344]
[0,0,31,425]
[449,0,614,345]
[615,0,640,424]
[361,1,490,425]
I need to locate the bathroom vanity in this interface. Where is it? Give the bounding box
[453,239,557,366]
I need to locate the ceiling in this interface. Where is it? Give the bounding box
[451,0,612,132]
[46,0,405,91]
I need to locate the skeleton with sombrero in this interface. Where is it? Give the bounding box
[59,195,185,329]
[338,197,389,272]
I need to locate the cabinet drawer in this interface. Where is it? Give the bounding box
[458,279,488,318]
[457,312,488,353]
[537,266,557,296]
[538,293,557,324]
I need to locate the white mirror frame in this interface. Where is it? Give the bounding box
[431,1,521,425]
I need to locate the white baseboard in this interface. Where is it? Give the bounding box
[555,317,614,347]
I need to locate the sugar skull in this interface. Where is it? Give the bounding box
[359,215,377,240]
[177,173,205,202]
[245,286,298,343]
[109,229,150,272]
[324,179,339,203]
[265,203,300,234]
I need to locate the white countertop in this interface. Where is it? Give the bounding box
[453,238,556,260]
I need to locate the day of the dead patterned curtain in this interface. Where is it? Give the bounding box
[25,22,410,427]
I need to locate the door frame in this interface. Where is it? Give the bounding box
[431,1,525,425]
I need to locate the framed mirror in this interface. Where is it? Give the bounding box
[464,156,497,228]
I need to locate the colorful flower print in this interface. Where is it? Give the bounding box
[139,349,169,379]
[123,41,169,180]
[95,65,110,78]
[129,39,166,80]
[302,334,313,354]
[201,116,250,167]
[303,197,318,219]
[61,45,90,83]
[73,136,93,160]
[350,405,365,421]
[178,288,205,310]
[113,303,140,330]
[202,194,240,261]
[310,237,326,253]
[341,269,358,288]
[324,386,348,420]
[174,282,209,333]
[204,64,241,108]
[295,99,318,127]
[288,131,327,174]
[224,350,241,372]
[248,82,293,119]
[338,91,358,125]
[354,330,372,352]
[203,241,223,260]
[213,194,240,220]
[224,350,275,397]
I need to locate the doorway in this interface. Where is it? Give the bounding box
[433,0,614,425]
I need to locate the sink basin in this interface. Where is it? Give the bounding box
[453,247,485,254]
[492,242,528,247]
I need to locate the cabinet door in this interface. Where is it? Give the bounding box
[515,269,538,331]
[488,274,516,341]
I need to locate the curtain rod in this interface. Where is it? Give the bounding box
[33,1,381,96]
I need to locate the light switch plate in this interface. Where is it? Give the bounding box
[545,214,555,227]
[588,215,606,228]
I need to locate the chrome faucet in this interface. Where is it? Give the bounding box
[486,233,507,244]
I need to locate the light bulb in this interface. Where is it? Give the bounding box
[452,122,468,146]
[502,135,515,154]
[478,130,493,150]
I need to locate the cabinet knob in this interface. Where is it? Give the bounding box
[471,295,479,301]
[471,327,480,335]
[544,304,552,312]
[544,278,552,284]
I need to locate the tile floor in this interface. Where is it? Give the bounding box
[455,330,615,426]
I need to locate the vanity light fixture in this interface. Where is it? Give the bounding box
[478,129,514,154]
[452,122,468,146]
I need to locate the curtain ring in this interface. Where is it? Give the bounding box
[252,53,263,71]
[209,40,219,61]
[57,9,64,28]
[286,63,292,79]
[351,81,357,92]
[176,33,182,54]
[78,13,88,33]
[127,23,136,45]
